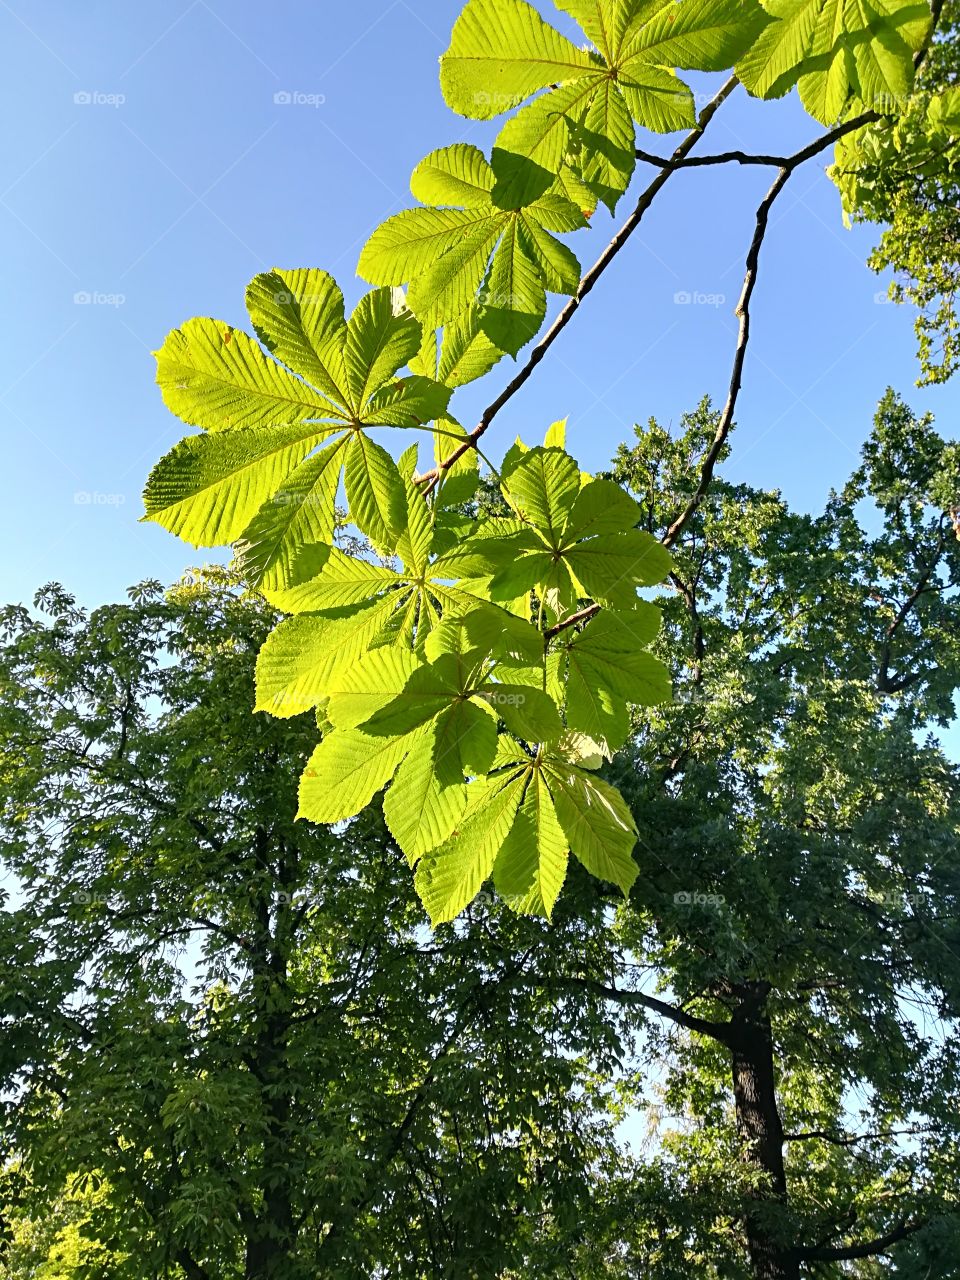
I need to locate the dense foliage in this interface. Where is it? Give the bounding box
[0,571,644,1278]
[5,2,960,1279]
[832,0,960,383]
[5,392,960,1278]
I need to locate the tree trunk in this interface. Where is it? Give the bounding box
[243,1023,296,1279]
[244,836,298,1280]
[727,984,799,1280]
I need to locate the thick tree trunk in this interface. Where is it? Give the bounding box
[244,1024,296,1279]
[727,985,799,1280]
[244,835,298,1280]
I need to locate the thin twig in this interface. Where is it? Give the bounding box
[661,163,792,548]
[635,111,881,173]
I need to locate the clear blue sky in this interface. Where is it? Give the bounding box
[1,0,956,610]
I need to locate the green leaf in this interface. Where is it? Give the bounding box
[383,723,470,864]
[480,219,549,353]
[521,216,583,295]
[360,148,580,355]
[621,0,770,71]
[149,274,451,584]
[560,606,670,756]
[544,418,566,448]
[233,435,349,590]
[618,60,696,132]
[361,655,472,738]
[245,268,349,406]
[565,528,673,602]
[396,465,434,576]
[491,78,603,206]
[342,288,422,410]
[543,758,639,894]
[486,683,565,743]
[414,772,528,925]
[503,446,582,544]
[359,208,499,289]
[433,697,500,777]
[576,76,638,209]
[564,477,644,537]
[418,311,506,389]
[493,771,569,917]
[142,422,328,547]
[440,0,596,120]
[411,217,509,332]
[344,432,407,551]
[324,646,423,730]
[411,143,496,206]
[255,598,396,718]
[298,726,425,825]
[261,548,396,613]
[154,317,340,433]
[737,0,928,122]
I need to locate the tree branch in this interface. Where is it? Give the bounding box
[795,1218,925,1263]
[552,977,733,1043]
[877,514,949,693]
[662,163,793,547]
[635,111,879,172]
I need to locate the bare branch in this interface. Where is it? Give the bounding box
[796,1218,925,1263]
[552,976,733,1043]
[662,163,792,547]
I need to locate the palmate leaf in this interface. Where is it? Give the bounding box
[737,0,931,124]
[417,747,639,925]
[558,605,672,756]
[438,0,769,211]
[444,448,673,614]
[358,144,586,356]
[143,269,452,588]
[493,770,569,917]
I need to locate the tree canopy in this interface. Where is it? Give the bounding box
[3,1,960,1278]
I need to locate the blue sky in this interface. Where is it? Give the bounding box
[1,0,956,613]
